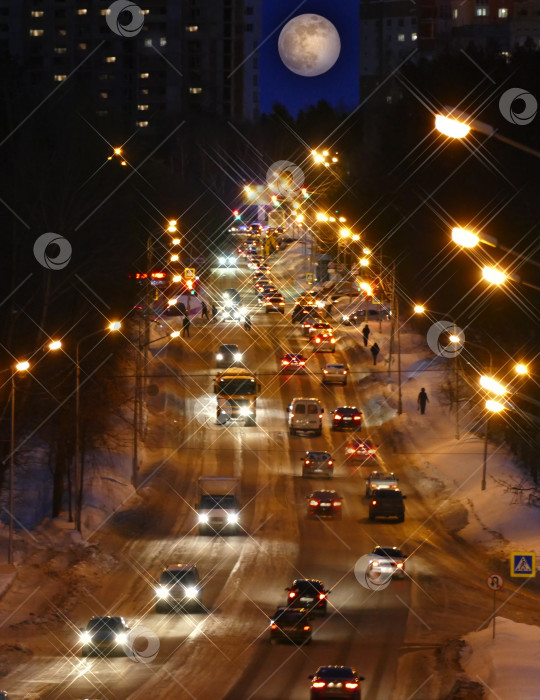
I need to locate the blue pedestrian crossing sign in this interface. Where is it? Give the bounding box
[510,551,536,577]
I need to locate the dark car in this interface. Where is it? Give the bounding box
[269,606,312,645]
[369,489,406,522]
[281,353,307,373]
[302,314,322,335]
[302,452,334,478]
[345,438,377,462]
[331,406,363,430]
[371,546,407,579]
[309,665,364,699]
[286,579,329,614]
[265,295,285,313]
[155,564,202,612]
[79,616,130,657]
[216,343,243,368]
[222,288,241,306]
[292,304,318,323]
[308,490,342,518]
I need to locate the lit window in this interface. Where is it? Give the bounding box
[189,87,202,93]
[137,104,149,110]
[160,37,167,46]
[186,25,199,32]
[31,11,44,18]
[105,56,116,63]
[136,121,149,127]
[77,9,88,15]
[397,33,405,41]
[140,72,149,78]
[412,32,417,40]
[100,92,108,99]
[453,8,458,18]
[144,38,152,47]
[476,7,488,16]
[29,29,44,36]
[54,75,67,82]
[54,47,67,54]
[498,8,508,17]
[78,43,87,50]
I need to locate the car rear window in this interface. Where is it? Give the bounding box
[294,404,306,414]
[160,570,198,585]
[307,404,319,415]
[377,490,402,499]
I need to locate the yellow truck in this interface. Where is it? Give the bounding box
[214,367,261,426]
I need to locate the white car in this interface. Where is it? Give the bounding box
[218,255,237,267]
[322,363,348,386]
[365,471,399,497]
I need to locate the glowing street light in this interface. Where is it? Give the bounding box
[352,234,360,242]
[515,364,528,375]
[108,321,121,332]
[339,217,347,222]
[448,334,461,344]
[316,212,328,221]
[359,258,369,267]
[173,275,182,283]
[167,298,177,307]
[340,228,351,239]
[170,254,179,262]
[413,305,425,314]
[486,399,505,413]
[482,267,507,285]
[435,114,471,139]
[360,282,373,295]
[363,248,371,255]
[480,375,507,396]
[452,227,480,248]
[48,340,62,351]
[171,237,180,245]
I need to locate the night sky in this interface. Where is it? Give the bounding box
[260,0,360,116]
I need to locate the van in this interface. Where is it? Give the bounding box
[288,398,324,436]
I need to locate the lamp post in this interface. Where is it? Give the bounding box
[75,322,121,532]
[8,361,30,564]
[451,227,540,272]
[414,306,463,439]
[481,266,540,293]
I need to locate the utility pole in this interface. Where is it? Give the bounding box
[454,322,460,440]
[396,292,403,415]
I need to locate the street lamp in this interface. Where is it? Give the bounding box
[482,265,540,292]
[515,364,528,375]
[479,375,507,395]
[48,340,62,351]
[75,322,122,532]
[481,396,506,490]
[452,227,540,272]
[8,361,30,564]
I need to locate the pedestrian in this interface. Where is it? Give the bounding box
[211,303,218,321]
[370,342,380,366]
[244,315,252,331]
[178,301,187,316]
[417,388,429,415]
[326,301,333,318]
[182,315,191,338]
[362,324,370,347]
[201,300,209,320]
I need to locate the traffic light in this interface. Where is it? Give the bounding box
[233,210,241,220]
[185,279,197,295]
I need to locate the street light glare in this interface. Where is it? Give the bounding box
[413,305,425,314]
[340,228,351,238]
[448,334,460,343]
[109,322,121,331]
[480,375,507,395]
[362,248,371,255]
[48,340,62,351]
[359,258,369,266]
[172,237,180,245]
[316,213,328,221]
[339,217,347,222]
[360,282,373,295]
[113,147,122,155]
[435,114,471,139]
[168,298,177,306]
[482,267,507,285]
[15,361,30,372]
[452,227,479,248]
[170,254,179,262]
[486,399,505,413]
[352,234,360,242]
[515,364,528,375]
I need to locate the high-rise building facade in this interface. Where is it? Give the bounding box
[0,0,261,131]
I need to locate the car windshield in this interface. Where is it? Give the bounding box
[327,365,345,371]
[376,491,402,499]
[317,667,354,678]
[218,378,257,395]
[372,473,395,481]
[200,495,237,509]
[160,570,197,585]
[87,617,123,631]
[294,580,324,592]
[375,547,404,558]
[307,452,329,460]
[220,345,237,354]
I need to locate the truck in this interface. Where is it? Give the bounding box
[214,367,261,426]
[196,476,241,535]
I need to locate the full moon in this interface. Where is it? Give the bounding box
[278,14,341,77]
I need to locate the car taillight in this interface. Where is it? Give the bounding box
[354,415,361,420]
[335,414,342,420]
[309,499,319,506]
[343,370,347,374]
[312,681,326,688]
[303,625,311,631]
[318,413,323,418]
[345,682,359,689]
[372,500,377,505]
[318,593,326,600]
[331,338,336,343]
[328,460,333,465]
[323,369,328,374]
[279,302,285,305]
[396,562,404,568]
[270,624,277,629]
[305,460,311,465]
[368,449,376,454]
[288,591,296,598]
[333,500,342,506]
[300,361,305,365]
[282,360,289,365]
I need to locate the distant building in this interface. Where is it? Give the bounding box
[0,0,261,131]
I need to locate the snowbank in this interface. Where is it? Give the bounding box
[461,617,540,699]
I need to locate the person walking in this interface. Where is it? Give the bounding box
[370,342,380,365]
[201,300,209,320]
[182,315,191,338]
[362,324,370,347]
[244,315,252,331]
[417,388,429,415]
[211,303,218,322]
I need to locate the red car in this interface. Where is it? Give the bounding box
[307,490,342,518]
[281,353,307,373]
[331,406,362,430]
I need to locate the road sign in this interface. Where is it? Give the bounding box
[487,573,503,591]
[184,268,196,279]
[510,551,536,577]
[305,273,314,284]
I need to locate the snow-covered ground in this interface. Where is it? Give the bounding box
[462,617,540,700]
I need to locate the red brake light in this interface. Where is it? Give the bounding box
[288,591,296,598]
[333,500,342,506]
[346,448,355,453]
[312,681,326,688]
[368,449,376,454]
[372,500,377,505]
[303,625,311,631]
[300,361,305,365]
[335,414,342,420]
[328,460,333,465]
[315,338,321,343]
[305,460,310,465]
[282,360,289,365]
[354,415,361,420]
[397,562,404,568]
[309,499,319,506]
[318,593,326,600]
[331,338,336,343]
[270,624,277,629]
[345,682,359,689]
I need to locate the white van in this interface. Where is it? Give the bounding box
[288,398,324,436]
